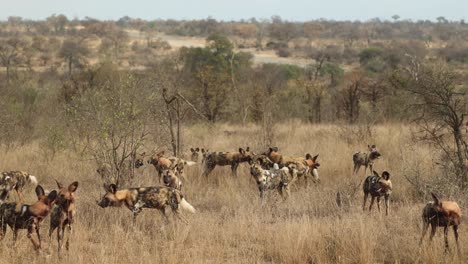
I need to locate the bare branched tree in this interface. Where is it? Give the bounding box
[391,58,467,186]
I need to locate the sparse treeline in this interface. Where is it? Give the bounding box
[0,16,467,184]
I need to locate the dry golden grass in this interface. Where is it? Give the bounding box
[0,123,466,263]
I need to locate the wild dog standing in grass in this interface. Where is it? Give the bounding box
[201,148,209,164]
[362,171,392,215]
[162,169,183,191]
[249,160,292,200]
[49,180,79,253]
[190,148,201,162]
[148,151,196,182]
[353,145,381,175]
[0,185,57,251]
[97,184,195,222]
[202,147,253,177]
[0,171,39,202]
[420,193,461,254]
[263,148,320,185]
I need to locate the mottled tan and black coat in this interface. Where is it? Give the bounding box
[0,185,57,251]
[202,147,253,177]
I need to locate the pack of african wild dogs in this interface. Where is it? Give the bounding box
[0,144,462,255]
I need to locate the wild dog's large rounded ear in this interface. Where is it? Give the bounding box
[190,148,195,152]
[109,184,117,194]
[48,190,58,202]
[55,179,63,189]
[201,148,205,153]
[382,171,390,180]
[312,155,319,162]
[373,171,379,177]
[239,148,245,154]
[305,153,312,159]
[273,147,279,152]
[35,185,45,198]
[431,193,440,205]
[246,147,250,152]
[196,147,200,152]
[68,181,79,192]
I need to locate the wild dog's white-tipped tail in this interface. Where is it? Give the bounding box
[28,175,38,186]
[186,161,197,166]
[180,198,196,214]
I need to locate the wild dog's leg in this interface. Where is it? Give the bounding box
[13,227,18,244]
[231,163,239,176]
[27,223,41,250]
[376,197,381,213]
[443,225,449,252]
[202,164,215,177]
[353,162,360,174]
[453,225,460,255]
[65,224,72,250]
[369,196,375,212]
[429,223,437,241]
[384,195,390,216]
[0,222,6,241]
[420,221,429,245]
[362,192,368,211]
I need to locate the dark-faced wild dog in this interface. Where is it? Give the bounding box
[0,185,57,251]
[263,148,320,184]
[420,193,462,254]
[362,171,392,215]
[0,171,39,202]
[190,148,201,162]
[133,152,147,168]
[249,162,291,200]
[202,147,253,177]
[49,180,79,253]
[97,184,196,222]
[162,169,182,191]
[353,145,381,175]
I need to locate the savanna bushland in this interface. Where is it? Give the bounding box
[0,16,467,263]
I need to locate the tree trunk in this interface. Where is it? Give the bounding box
[68,56,73,76]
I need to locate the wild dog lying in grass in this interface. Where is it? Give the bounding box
[353,145,381,175]
[362,171,392,215]
[420,193,462,254]
[249,161,293,200]
[148,151,196,182]
[263,148,320,184]
[202,147,253,177]
[97,184,195,222]
[49,180,79,253]
[0,185,57,251]
[0,171,39,202]
[162,169,182,191]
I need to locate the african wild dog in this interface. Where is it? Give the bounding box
[249,162,292,200]
[148,151,196,182]
[0,185,57,251]
[162,169,182,191]
[353,145,381,175]
[263,148,320,184]
[420,193,461,254]
[201,148,209,164]
[362,170,392,215]
[0,171,39,202]
[133,152,147,168]
[49,180,79,253]
[202,147,253,177]
[97,184,195,222]
[190,148,201,162]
